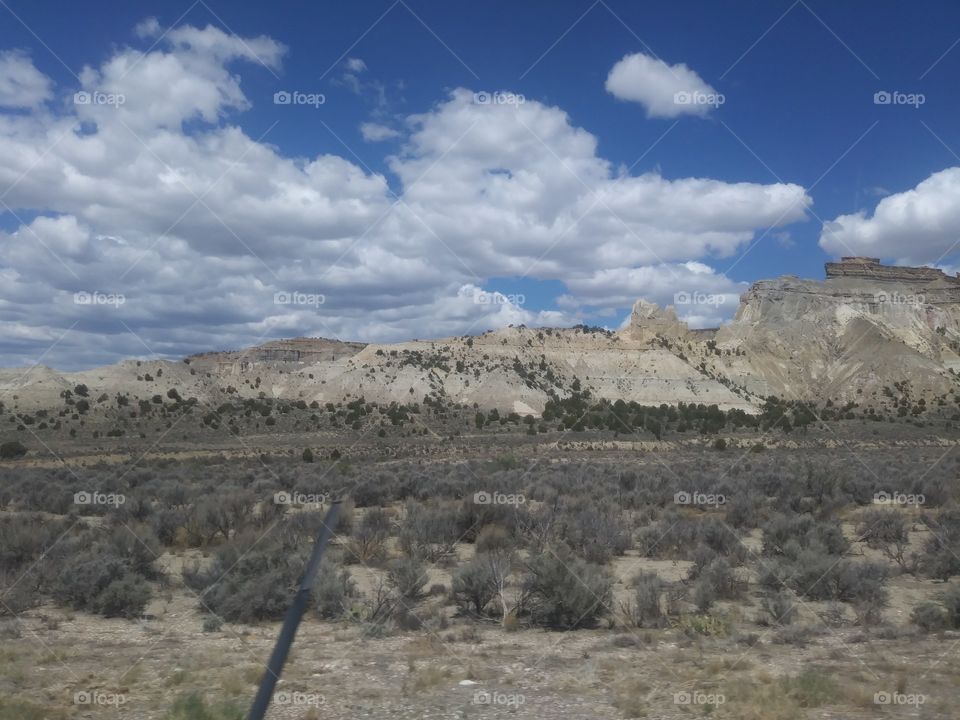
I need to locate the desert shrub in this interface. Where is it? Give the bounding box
[521,549,612,629]
[103,524,163,579]
[346,507,391,564]
[627,571,665,627]
[857,508,911,568]
[452,556,497,615]
[943,585,960,628]
[919,510,960,580]
[0,441,27,459]
[565,503,631,564]
[760,554,889,614]
[638,513,746,565]
[687,543,718,579]
[456,497,525,542]
[725,495,763,529]
[202,615,223,632]
[387,555,428,601]
[93,575,151,618]
[349,476,389,508]
[475,524,515,554]
[150,508,186,546]
[165,693,243,720]
[911,602,947,632]
[0,567,38,616]
[183,536,305,622]
[760,590,797,626]
[762,513,848,557]
[314,559,356,619]
[53,555,148,618]
[692,557,745,611]
[0,514,68,575]
[398,501,459,561]
[840,562,890,624]
[778,668,839,708]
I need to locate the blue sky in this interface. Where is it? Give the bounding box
[1,0,960,368]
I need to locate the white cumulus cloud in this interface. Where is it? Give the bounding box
[820,167,960,264]
[0,49,52,108]
[606,52,721,118]
[0,27,809,369]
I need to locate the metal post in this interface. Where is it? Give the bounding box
[247,500,341,720]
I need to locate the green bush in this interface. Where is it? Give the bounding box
[52,549,152,618]
[183,537,306,622]
[94,575,151,618]
[692,558,744,611]
[943,585,960,628]
[0,441,26,459]
[762,514,849,557]
[521,550,612,629]
[452,556,497,615]
[911,601,947,632]
[387,555,428,601]
[202,615,223,633]
[629,571,665,627]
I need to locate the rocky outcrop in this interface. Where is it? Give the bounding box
[620,299,689,343]
[825,256,960,284]
[188,338,366,374]
[716,261,960,402]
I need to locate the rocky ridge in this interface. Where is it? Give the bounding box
[2,259,960,416]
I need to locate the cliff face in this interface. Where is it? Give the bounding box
[824,256,960,284]
[715,264,960,401]
[620,299,688,342]
[188,338,367,375]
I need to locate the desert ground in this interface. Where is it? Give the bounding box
[3,409,960,719]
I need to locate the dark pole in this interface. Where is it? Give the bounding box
[247,500,341,720]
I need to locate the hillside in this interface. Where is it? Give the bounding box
[2,258,960,418]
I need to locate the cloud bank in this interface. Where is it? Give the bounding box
[0,24,810,368]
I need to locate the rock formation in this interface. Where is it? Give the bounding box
[2,260,960,416]
[620,299,688,343]
[825,256,960,284]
